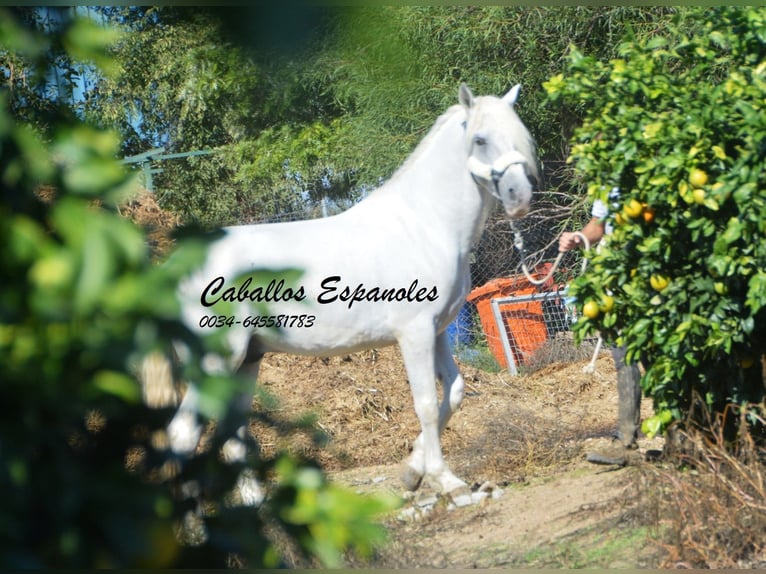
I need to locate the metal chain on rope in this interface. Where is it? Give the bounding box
[510,220,590,285]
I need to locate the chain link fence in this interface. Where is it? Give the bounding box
[450,189,598,374]
[250,167,596,374]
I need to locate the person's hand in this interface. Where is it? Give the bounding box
[559,231,584,252]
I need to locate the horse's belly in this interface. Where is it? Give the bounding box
[258,321,399,356]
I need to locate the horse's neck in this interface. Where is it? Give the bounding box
[383,112,491,254]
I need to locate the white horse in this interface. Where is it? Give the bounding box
[149,83,538,502]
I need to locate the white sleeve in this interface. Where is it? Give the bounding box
[591,199,609,220]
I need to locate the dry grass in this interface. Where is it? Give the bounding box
[118,189,180,257]
[252,347,621,488]
[639,408,766,568]
[36,185,180,258]
[250,346,766,568]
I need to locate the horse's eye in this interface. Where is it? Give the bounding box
[473,135,487,146]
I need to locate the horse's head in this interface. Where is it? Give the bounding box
[459,83,538,218]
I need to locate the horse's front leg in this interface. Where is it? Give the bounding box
[404,332,466,477]
[398,327,467,496]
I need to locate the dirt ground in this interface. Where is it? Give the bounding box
[251,343,665,568]
[119,189,662,567]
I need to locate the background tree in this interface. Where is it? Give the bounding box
[309,6,675,185]
[86,6,345,226]
[82,7,681,233]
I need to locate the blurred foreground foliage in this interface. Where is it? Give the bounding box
[0,8,397,568]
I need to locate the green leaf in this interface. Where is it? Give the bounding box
[8,215,51,263]
[646,35,668,50]
[103,215,147,267]
[746,271,766,313]
[93,370,141,403]
[63,157,130,197]
[29,250,76,291]
[73,224,113,314]
[13,124,55,183]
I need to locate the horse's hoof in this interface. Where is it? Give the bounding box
[237,470,265,507]
[401,465,423,492]
[446,485,473,507]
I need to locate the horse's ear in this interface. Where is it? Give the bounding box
[458,83,474,109]
[502,84,521,106]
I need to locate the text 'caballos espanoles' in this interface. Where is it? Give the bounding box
[200,275,439,310]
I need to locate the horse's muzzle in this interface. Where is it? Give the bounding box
[505,204,530,219]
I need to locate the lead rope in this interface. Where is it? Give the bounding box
[510,221,602,374]
[510,221,590,285]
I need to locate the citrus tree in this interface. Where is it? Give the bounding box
[545,7,766,438]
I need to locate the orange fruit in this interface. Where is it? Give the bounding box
[600,294,615,313]
[650,274,670,292]
[582,300,600,319]
[623,199,643,219]
[739,357,755,369]
[689,168,709,187]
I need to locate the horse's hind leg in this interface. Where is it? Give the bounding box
[398,328,467,495]
[168,383,204,456]
[434,331,465,433]
[221,336,265,506]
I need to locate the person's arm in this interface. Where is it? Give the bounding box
[558,216,606,252]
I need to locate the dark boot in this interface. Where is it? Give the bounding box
[615,347,642,449]
[586,346,642,466]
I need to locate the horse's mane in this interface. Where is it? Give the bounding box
[370,97,538,194]
[385,104,465,186]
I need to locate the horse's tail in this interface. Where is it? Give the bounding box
[140,351,181,408]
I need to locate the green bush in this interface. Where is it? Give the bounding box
[545,7,766,437]
[0,9,396,568]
